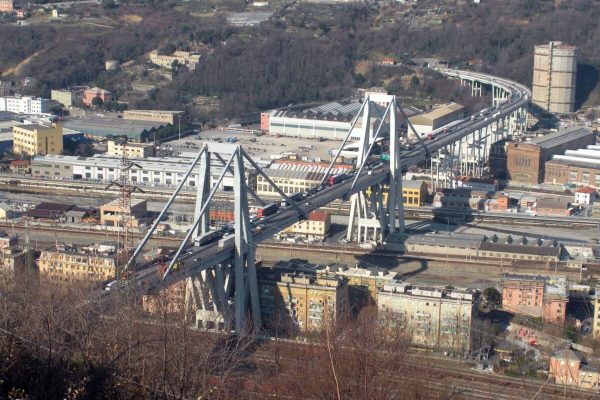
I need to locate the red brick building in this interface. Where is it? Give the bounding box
[506,126,594,183]
[535,197,573,217]
[83,87,112,107]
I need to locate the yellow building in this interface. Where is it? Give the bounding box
[107,140,155,159]
[367,180,428,208]
[258,266,348,334]
[38,243,118,283]
[318,264,394,307]
[257,169,323,196]
[402,180,428,207]
[13,124,63,156]
[378,281,479,353]
[283,211,330,240]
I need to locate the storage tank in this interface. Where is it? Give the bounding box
[532,41,577,114]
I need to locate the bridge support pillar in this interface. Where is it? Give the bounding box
[471,81,483,97]
[347,95,404,244]
[193,149,211,239]
[185,267,230,330]
[233,149,262,333]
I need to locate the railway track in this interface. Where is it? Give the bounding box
[4,175,599,228]
[250,348,597,400]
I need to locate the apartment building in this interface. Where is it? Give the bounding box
[83,87,112,107]
[149,50,201,71]
[501,273,568,325]
[38,243,118,283]
[107,140,155,159]
[0,231,28,275]
[0,1,14,13]
[318,264,394,308]
[258,266,348,334]
[550,348,600,390]
[51,89,77,108]
[0,80,11,96]
[283,211,330,240]
[13,124,63,156]
[378,280,479,353]
[0,96,50,114]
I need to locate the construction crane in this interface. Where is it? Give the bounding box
[106,138,143,279]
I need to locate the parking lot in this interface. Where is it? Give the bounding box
[163,128,343,161]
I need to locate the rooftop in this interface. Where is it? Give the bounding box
[308,211,329,222]
[15,123,55,131]
[409,102,464,124]
[403,179,425,189]
[483,241,561,257]
[455,176,496,184]
[333,265,392,279]
[405,232,485,250]
[10,160,30,166]
[269,161,348,176]
[32,153,264,175]
[549,145,600,169]
[43,243,118,257]
[536,41,577,51]
[125,109,184,115]
[263,168,325,182]
[530,126,593,150]
[502,273,547,283]
[545,277,568,296]
[381,280,478,301]
[576,187,596,194]
[85,87,111,94]
[63,118,165,140]
[271,100,364,122]
[102,198,146,209]
[536,197,571,209]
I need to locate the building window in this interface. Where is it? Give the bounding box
[570,169,578,180]
[582,171,590,182]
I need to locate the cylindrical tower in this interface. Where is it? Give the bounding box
[532,41,577,114]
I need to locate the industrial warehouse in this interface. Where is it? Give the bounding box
[261,95,422,140]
